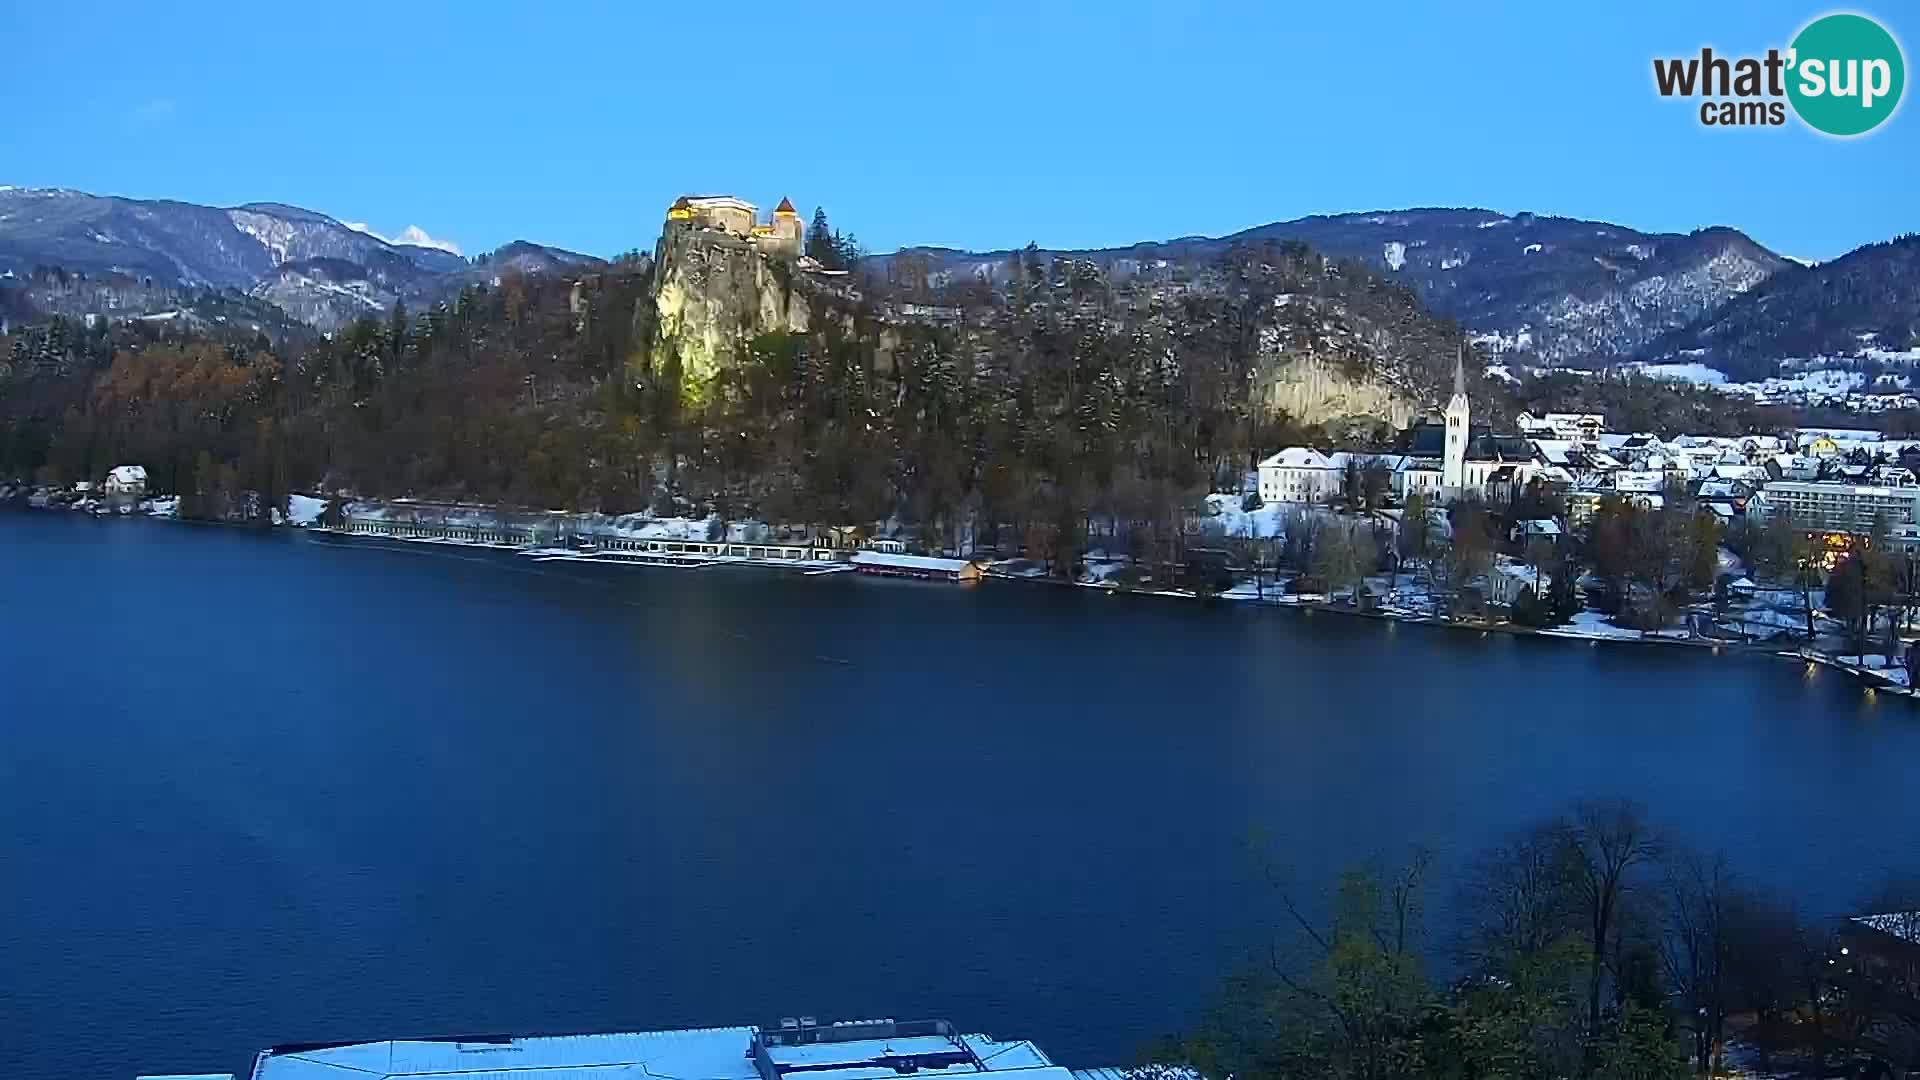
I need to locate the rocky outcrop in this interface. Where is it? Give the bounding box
[647,227,810,404]
[1254,350,1421,430]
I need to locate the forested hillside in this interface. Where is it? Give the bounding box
[1645,235,1920,380]
[2,235,1478,549]
[1,232,1840,558]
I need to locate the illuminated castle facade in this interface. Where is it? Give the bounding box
[666,194,803,257]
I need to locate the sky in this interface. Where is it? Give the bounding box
[4,0,1915,262]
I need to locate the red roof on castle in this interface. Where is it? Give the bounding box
[773,196,797,215]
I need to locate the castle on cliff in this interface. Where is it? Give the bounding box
[666,194,802,257]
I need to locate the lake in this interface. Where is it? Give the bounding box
[3,512,1917,1080]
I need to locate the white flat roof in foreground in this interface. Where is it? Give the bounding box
[768,1034,961,1065]
[254,1027,761,1080]
[251,1027,1060,1080]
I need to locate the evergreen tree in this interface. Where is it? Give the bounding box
[806,208,837,268]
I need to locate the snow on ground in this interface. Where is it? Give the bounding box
[287,494,326,526]
[1470,328,1535,353]
[142,496,178,517]
[1829,655,1913,688]
[1200,493,1286,539]
[1540,611,1643,640]
[1621,361,1727,385]
[1723,368,1868,398]
[985,558,1049,579]
[1382,241,1406,271]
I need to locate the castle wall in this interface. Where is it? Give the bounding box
[696,206,756,237]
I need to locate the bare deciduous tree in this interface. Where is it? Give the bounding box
[1567,799,1664,1036]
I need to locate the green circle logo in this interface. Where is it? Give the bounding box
[1787,13,1905,136]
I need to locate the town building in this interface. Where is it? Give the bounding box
[1516,412,1607,442]
[850,550,983,581]
[149,1017,1101,1080]
[1753,481,1920,560]
[104,464,148,497]
[666,194,803,256]
[1258,447,1341,504]
[1486,556,1549,609]
[1256,449,1415,505]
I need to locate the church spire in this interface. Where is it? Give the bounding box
[1453,342,1467,399]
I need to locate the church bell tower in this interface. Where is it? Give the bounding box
[1442,345,1470,499]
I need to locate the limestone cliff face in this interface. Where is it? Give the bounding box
[648,226,810,403]
[1254,350,1422,429]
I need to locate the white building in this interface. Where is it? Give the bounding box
[1258,447,1341,504]
[104,464,148,497]
[1486,556,1550,609]
[150,1018,1095,1080]
[1516,412,1607,441]
[1754,481,1920,535]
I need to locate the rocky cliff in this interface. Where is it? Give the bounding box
[646,226,815,404]
[1255,351,1421,431]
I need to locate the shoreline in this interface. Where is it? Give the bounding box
[985,568,1920,702]
[9,496,1914,703]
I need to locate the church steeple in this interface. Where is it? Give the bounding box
[1442,342,1470,499]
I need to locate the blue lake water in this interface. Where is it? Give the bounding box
[3,512,1917,1080]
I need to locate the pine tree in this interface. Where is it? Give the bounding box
[806,208,836,267]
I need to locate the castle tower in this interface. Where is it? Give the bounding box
[1442,345,1470,499]
[769,196,802,256]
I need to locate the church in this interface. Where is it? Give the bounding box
[1256,349,1551,506]
[1416,350,1550,500]
[1400,350,1548,502]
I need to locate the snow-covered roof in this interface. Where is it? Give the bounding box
[682,195,758,213]
[1259,447,1333,470]
[108,464,147,483]
[1851,912,1920,945]
[250,1026,1064,1080]
[1698,479,1739,498]
[851,551,977,573]
[1494,559,1542,581]
[1532,439,1574,465]
[255,1028,765,1080]
[1613,471,1667,494]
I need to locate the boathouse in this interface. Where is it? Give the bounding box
[850,551,982,581]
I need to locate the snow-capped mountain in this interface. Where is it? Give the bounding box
[344,221,464,256]
[0,187,599,333]
[872,208,1789,369]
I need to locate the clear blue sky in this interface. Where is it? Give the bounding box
[5,0,1914,262]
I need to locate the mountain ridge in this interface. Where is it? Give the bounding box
[0,186,602,334]
[871,207,1790,370]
